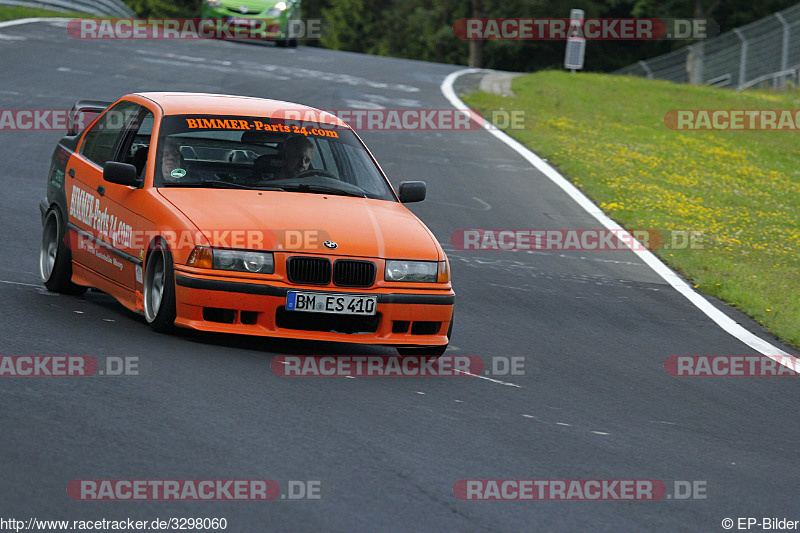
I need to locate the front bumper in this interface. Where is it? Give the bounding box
[173,272,455,347]
[199,8,291,39]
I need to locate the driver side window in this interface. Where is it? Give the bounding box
[80,101,140,168]
[120,111,155,181]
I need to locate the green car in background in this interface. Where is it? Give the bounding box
[201,0,301,47]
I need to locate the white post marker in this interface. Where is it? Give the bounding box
[564,9,585,72]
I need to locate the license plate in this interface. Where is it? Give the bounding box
[286,291,377,315]
[227,17,257,25]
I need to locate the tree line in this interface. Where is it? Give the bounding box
[123,0,800,72]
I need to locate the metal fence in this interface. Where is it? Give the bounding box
[616,3,800,90]
[0,0,134,17]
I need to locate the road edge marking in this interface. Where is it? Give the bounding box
[0,17,72,28]
[441,68,791,360]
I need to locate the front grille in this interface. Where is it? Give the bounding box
[286,257,376,287]
[411,321,442,335]
[333,260,376,288]
[203,307,237,324]
[287,257,331,285]
[392,321,410,333]
[227,7,261,14]
[276,307,380,334]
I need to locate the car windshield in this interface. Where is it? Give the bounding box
[154,114,396,201]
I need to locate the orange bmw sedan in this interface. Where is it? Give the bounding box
[39,93,454,355]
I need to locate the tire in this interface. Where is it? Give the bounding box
[143,240,176,333]
[39,208,86,295]
[396,312,454,357]
[276,35,297,47]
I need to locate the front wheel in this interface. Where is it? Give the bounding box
[39,208,86,295]
[276,35,298,47]
[143,240,176,333]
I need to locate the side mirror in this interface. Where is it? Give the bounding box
[103,161,139,186]
[398,181,426,203]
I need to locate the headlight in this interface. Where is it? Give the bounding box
[214,249,274,273]
[187,246,274,274]
[266,1,287,16]
[385,260,438,283]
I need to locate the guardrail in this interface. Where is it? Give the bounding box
[737,67,800,90]
[615,3,800,90]
[0,0,134,18]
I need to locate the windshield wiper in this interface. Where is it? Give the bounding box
[163,180,283,191]
[200,180,285,191]
[280,183,367,198]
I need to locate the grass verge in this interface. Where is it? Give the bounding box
[462,70,799,348]
[0,5,92,21]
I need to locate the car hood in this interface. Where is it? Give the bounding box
[158,188,442,260]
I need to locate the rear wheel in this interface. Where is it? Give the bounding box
[39,209,86,295]
[143,240,176,333]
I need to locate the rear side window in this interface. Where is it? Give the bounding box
[80,101,140,168]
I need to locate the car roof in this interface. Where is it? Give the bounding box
[134,92,348,128]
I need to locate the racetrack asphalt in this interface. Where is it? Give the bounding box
[0,20,798,532]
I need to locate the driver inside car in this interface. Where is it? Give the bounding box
[276,134,315,180]
[160,136,185,182]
